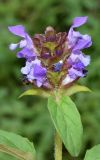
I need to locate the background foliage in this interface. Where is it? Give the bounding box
[0,0,100,159]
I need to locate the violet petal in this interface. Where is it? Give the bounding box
[8,25,26,37]
[72,16,88,28]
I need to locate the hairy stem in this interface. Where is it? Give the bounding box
[54,131,62,160]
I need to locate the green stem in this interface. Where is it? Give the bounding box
[54,131,62,160]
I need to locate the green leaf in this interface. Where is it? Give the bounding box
[48,95,83,156]
[0,130,36,160]
[84,144,100,160]
[0,152,17,160]
[19,85,91,98]
[19,88,50,98]
[64,84,91,96]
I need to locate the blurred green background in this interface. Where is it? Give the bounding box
[0,0,100,159]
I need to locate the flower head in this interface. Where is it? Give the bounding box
[9,16,92,89]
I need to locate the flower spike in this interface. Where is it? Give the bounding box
[8,16,92,88]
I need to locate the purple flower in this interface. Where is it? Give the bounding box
[54,61,63,72]
[68,16,92,52]
[9,16,92,88]
[8,25,37,61]
[21,59,47,87]
[68,52,90,78]
[68,52,90,66]
[62,51,90,85]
